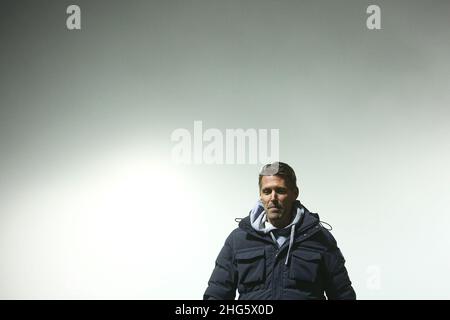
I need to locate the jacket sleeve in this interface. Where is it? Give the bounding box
[324,246,356,300]
[203,233,238,300]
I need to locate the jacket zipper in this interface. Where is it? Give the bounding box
[272,245,280,299]
[271,225,322,299]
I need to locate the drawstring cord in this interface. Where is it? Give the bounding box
[285,225,296,265]
[269,232,278,246]
[319,220,332,230]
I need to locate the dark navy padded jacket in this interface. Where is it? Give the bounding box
[204,205,356,300]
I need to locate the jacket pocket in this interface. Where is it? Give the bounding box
[289,250,322,283]
[235,248,266,286]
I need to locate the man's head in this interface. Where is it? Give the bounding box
[258,162,299,228]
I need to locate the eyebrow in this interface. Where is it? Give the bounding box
[262,186,287,191]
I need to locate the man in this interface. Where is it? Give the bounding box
[203,162,356,300]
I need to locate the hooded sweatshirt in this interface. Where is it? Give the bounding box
[249,200,304,265]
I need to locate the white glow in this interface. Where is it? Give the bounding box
[0,150,211,299]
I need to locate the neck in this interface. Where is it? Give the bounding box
[268,211,293,229]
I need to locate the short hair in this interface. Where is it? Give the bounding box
[258,162,298,191]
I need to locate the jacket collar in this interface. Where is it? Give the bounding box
[238,202,320,243]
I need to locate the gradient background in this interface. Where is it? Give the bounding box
[1,0,449,299]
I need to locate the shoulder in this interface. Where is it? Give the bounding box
[301,209,339,249]
[225,226,248,246]
[303,224,340,255]
[318,227,338,247]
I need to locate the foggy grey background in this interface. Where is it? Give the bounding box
[1,0,449,299]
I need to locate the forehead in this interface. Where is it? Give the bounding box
[260,175,288,189]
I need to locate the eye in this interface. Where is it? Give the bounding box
[276,188,287,194]
[262,189,271,195]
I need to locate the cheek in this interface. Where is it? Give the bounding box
[260,196,271,207]
[279,196,291,206]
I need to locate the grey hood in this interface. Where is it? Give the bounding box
[249,200,304,265]
[249,200,303,233]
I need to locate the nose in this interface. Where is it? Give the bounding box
[270,190,278,201]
